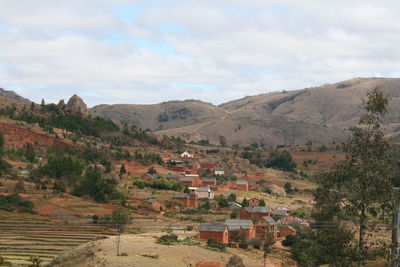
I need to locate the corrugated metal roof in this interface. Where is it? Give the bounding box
[236,179,248,185]
[225,219,253,230]
[262,216,277,225]
[199,224,227,232]
[244,206,271,213]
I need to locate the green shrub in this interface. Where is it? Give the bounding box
[156,234,179,245]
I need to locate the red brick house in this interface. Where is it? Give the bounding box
[280,226,296,238]
[200,161,216,170]
[255,216,278,239]
[217,180,234,191]
[199,224,229,244]
[142,173,160,183]
[249,198,260,206]
[145,199,166,212]
[235,180,249,191]
[172,164,185,173]
[185,161,200,174]
[256,170,266,178]
[180,174,201,187]
[201,177,217,187]
[172,193,199,208]
[239,206,272,220]
[225,219,255,241]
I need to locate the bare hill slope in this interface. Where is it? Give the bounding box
[90,78,400,146]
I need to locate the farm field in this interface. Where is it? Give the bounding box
[0,211,114,266]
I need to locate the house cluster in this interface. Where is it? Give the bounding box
[199,198,308,243]
[140,151,254,210]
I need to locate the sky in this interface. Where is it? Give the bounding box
[0,0,400,107]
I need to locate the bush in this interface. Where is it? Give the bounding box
[156,234,179,245]
[248,238,262,249]
[282,234,298,247]
[238,242,248,249]
[19,200,35,213]
[181,237,200,246]
[0,194,21,211]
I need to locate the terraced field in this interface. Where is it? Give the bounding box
[0,214,114,266]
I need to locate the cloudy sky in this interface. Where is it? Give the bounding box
[0,0,399,107]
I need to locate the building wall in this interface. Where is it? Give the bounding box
[201,181,217,187]
[280,227,296,238]
[239,209,270,220]
[188,198,199,208]
[199,230,229,244]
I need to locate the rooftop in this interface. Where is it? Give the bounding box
[225,219,253,230]
[199,224,227,232]
[244,206,272,213]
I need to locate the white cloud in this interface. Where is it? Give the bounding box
[0,0,399,107]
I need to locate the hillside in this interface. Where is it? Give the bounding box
[90,100,228,131]
[0,88,30,102]
[90,78,400,146]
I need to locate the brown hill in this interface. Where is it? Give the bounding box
[91,78,400,146]
[90,99,228,131]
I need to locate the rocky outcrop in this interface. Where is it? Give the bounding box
[59,95,89,118]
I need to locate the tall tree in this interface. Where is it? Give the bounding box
[315,87,393,261]
[112,207,132,256]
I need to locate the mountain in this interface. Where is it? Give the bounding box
[90,78,400,146]
[0,88,30,102]
[90,100,228,131]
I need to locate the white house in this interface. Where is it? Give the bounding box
[214,168,225,175]
[180,151,194,158]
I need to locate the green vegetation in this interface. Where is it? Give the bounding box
[156,233,179,245]
[72,166,126,204]
[266,150,296,171]
[134,151,164,166]
[0,194,34,213]
[134,177,182,191]
[205,238,227,252]
[112,207,132,256]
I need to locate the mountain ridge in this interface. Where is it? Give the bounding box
[89,77,400,146]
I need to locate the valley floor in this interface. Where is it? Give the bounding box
[50,232,291,267]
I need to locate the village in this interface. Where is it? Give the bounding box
[134,151,310,252]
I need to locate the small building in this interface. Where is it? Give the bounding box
[280,226,296,238]
[255,216,278,239]
[214,168,225,175]
[217,180,234,191]
[278,216,310,227]
[200,161,216,170]
[172,193,199,208]
[142,173,160,183]
[181,151,194,158]
[201,177,217,186]
[239,206,272,220]
[235,180,249,191]
[193,187,215,199]
[225,219,255,241]
[172,164,185,173]
[166,174,179,180]
[199,224,229,244]
[271,209,288,218]
[185,161,200,174]
[249,198,260,206]
[145,199,166,212]
[181,174,201,187]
